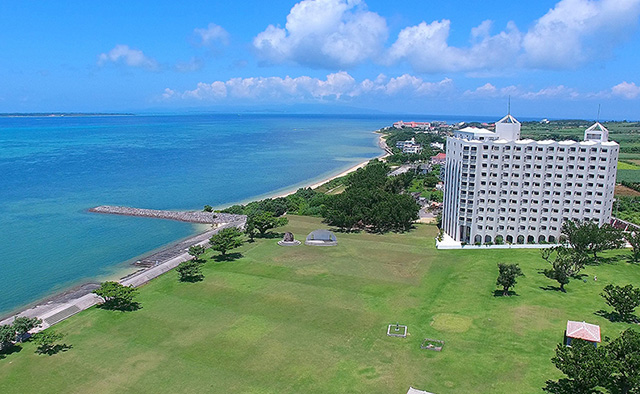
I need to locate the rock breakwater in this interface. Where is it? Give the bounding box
[89,205,246,225]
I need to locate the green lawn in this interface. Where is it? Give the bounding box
[1,215,639,393]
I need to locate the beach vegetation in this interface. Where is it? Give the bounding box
[187,245,206,260]
[496,263,524,296]
[247,211,288,237]
[176,259,204,282]
[209,227,244,256]
[0,324,15,351]
[92,281,139,311]
[601,284,640,322]
[12,317,42,342]
[203,205,213,212]
[322,160,420,232]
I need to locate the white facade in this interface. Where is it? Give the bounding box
[442,116,619,245]
[396,137,423,154]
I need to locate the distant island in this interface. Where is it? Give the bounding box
[0,112,135,117]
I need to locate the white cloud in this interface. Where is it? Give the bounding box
[165,72,452,101]
[253,0,388,68]
[175,57,204,72]
[194,23,230,47]
[522,0,640,68]
[384,0,640,73]
[98,45,158,70]
[611,81,640,99]
[386,19,522,73]
[464,83,579,100]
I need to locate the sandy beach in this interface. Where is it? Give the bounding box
[269,132,390,199]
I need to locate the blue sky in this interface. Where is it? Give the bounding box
[1,0,640,119]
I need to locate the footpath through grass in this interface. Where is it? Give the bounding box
[1,215,639,393]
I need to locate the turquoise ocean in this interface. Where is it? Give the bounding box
[0,113,492,316]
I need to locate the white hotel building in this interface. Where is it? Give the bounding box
[442,115,619,245]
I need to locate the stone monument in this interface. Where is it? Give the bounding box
[278,232,301,246]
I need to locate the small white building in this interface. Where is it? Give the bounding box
[396,138,423,154]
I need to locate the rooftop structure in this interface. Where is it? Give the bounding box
[584,122,609,142]
[441,114,618,246]
[431,153,446,165]
[566,320,601,345]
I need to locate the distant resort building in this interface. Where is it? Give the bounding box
[394,121,431,130]
[441,113,619,246]
[396,138,424,154]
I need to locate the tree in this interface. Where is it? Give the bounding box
[541,246,587,292]
[601,284,640,322]
[203,205,213,212]
[176,259,203,282]
[249,211,288,236]
[624,231,640,263]
[187,245,206,260]
[244,217,259,241]
[543,339,611,394]
[606,329,640,394]
[209,227,244,256]
[92,281,138,310]
[0,324,15,351]
[12,316,42,342]
[32,330,66,355]
[561,220,623,261]
[496,263,524,296]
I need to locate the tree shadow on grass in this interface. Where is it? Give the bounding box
[178,275,204,283]
[328,227,362,234]
[213,252,242,262]
[257,232,285,239]
[588,256,621,266]
[493,290,519,297]
[540,285,563,292]
[624,255,640,264]
[594,309,638,323]
[97,301,142,312]
[0,344,22,360]
[36,343,72,356]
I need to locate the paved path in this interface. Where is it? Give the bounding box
[0,221,244,332]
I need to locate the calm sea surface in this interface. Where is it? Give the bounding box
[0,113,494,315]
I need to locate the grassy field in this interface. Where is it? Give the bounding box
[1,215,639,393]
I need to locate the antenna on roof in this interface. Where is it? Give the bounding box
[508,96,511,115]
[597,104,601,123]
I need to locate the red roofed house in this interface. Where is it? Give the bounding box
[566,320,601,347]
[431,153,446,165]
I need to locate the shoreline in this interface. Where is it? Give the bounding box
[0,131,388,326]
[263,132,390,200]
